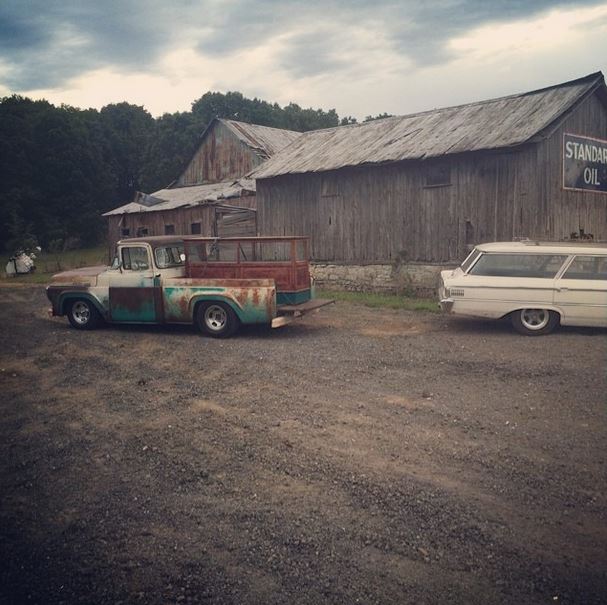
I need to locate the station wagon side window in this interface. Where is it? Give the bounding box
[121,246,150,271]
[468,253,568,278]
[562,256,607,280]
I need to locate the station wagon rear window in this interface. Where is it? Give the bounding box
[468,253,568,278]
[562,255,607,280]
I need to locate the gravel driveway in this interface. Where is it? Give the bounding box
[1,286,606,604]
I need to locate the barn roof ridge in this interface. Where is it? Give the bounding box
[251,72,606,179]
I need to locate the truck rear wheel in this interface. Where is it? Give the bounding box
[196,302,239,338]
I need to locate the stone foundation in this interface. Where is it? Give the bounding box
[311,262,457,297]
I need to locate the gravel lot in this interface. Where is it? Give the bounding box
[1,286,606,605]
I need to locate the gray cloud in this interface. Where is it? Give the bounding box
[0,0,603,91]
[278,31,350,78]
[0,0,177,89]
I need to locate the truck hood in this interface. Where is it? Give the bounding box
[49,265,108,286]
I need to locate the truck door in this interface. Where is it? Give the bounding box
[109,245,159,322]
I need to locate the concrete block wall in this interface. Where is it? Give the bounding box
[311,262,457,297]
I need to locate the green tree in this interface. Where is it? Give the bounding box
[363,112,393,122]
[98,103,155,203]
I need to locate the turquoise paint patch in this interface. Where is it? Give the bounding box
[237,301,271,324]
[111,299,156,322]
[277,289,311,305]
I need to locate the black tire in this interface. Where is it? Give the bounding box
[67,298,102,330]
[196,302,239,338]
[510,308,559,336]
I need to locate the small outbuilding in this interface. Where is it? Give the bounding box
[104,118,301,250]
[252,72,607,293]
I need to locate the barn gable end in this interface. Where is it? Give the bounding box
[176,119,301,186]
[104,119,301,250]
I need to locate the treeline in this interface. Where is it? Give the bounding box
[0,91,366,252]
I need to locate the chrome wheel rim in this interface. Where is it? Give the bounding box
[204,305,227,332]
[72,301,90,325]
[520,309,549,331]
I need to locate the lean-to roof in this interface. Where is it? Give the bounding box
[102,179,255,216]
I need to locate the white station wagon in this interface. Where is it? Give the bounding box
[439,241,607,335]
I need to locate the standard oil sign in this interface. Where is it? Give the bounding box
[563,133,607,193]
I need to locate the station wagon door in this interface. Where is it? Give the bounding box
[109,245,160,322]
[554,255,607,327]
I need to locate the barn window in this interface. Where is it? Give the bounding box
[424,164,451,188]
[136,227,149,236]
[164,224,175,235]
[121,228,130,237]
[191,222,202,235]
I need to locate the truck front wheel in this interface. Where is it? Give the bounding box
[67,299,102,330]
[196,302,239,338]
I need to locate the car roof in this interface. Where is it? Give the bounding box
[475,241,607,255]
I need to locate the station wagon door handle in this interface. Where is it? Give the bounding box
[558,287,569,292]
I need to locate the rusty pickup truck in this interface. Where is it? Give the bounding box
[46,235,333,337]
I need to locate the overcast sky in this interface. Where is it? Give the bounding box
[1,1,606,119]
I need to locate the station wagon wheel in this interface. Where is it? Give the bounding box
[196,302,239,338]
[511,308,559,336]
[67,299,102,330]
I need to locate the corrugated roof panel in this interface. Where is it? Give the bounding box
[103,179,255,216]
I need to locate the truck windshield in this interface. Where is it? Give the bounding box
[155,245,185,268]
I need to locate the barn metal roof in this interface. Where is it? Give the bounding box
[252,72,606,179]
[102,179,255,216]
[219,119,302,160]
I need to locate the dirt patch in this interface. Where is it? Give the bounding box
[0,287,606,604]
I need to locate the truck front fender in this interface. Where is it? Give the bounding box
[59,291,107,319]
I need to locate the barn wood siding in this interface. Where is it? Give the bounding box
[257,91,607,264]
[107,195,256,250]
[257,154,535,264]
[177,121,264,186]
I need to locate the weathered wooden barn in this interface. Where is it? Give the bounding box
[104,118,300,249]
[103,179,257,246]
[252,72,607,292]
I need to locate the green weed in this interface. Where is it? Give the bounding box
[318,289,438,313]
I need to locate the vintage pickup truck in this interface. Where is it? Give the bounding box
[46,235,333,337]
